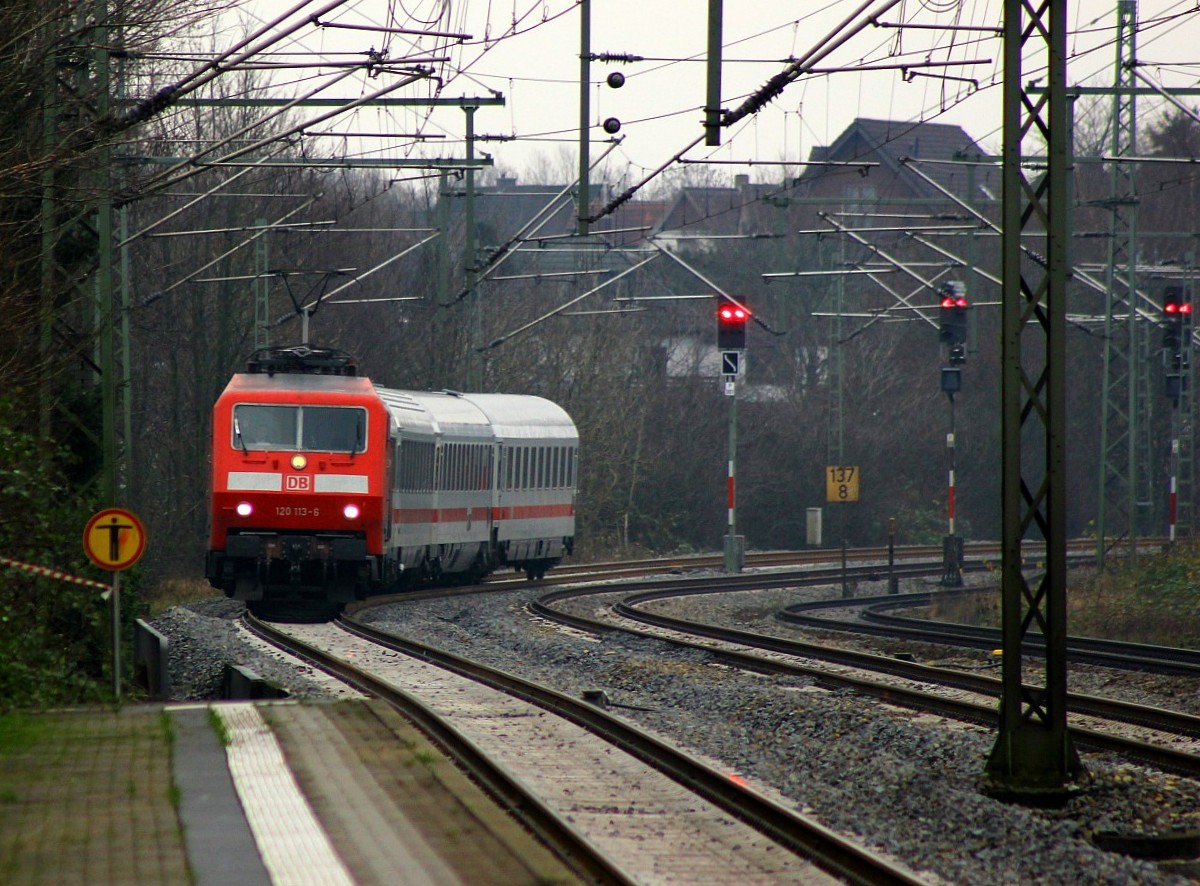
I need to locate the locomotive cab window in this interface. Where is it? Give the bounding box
[233,404,367,453]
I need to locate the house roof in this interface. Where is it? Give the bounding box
[796,117,996,203]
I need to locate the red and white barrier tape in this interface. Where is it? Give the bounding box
[0,555,111,591]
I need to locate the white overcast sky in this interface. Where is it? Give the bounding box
[201,1,1200,185]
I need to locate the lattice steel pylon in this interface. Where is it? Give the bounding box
[1096,0,1145,570]
[38,2,128,505]
[984,0,1083,796]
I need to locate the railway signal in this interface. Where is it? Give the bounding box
[714,298,749,574]
[935,284,969,589]
[1163,290,1191,403]
[716,300,749,350]
[1163,289,1191,368]
[937,283,969,350]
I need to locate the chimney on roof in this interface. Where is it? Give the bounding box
[734,173,750,190]
[498,175,517,190]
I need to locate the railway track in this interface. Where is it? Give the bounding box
[485,536,1152,586]
[525,565,1200,779]
[782,588,1200,675]
[245,612,926,885]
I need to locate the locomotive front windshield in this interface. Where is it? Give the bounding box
[233,404,367,453]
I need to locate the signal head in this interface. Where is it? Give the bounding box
[716,300,749,350]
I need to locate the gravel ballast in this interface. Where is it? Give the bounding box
[154,585,1200,885]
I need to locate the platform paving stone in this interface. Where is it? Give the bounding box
[1,700,588,885]
[0,707,190,885]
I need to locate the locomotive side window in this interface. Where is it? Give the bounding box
[233,404,366,453]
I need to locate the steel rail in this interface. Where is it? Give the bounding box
[486,536,1124,586]
[243,613,634,886]
[332,614,926,886]
[781,589,1200,676]
[526,567,1200,778]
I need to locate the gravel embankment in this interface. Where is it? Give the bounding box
[154,586,1200,885]
[151,599,342,700]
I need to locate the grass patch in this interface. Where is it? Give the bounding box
[1068,549,1200,648]
[927,546,1200,648]
[928,590,999,627]
[0,713,52,755]
[206,707,231,747]
[143,577,222,616]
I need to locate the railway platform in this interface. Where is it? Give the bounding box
[0,699,583,885]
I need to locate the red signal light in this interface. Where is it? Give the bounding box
[941,295,969,309]
[717,301,749,349]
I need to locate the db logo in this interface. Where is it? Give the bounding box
[285,475,311,491]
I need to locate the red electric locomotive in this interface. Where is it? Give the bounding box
[205,346,578,614]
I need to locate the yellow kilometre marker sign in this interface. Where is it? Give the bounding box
[825,465,860,503]
[83,508,147,572]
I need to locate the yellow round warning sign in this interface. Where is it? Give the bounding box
[83,508,146,571]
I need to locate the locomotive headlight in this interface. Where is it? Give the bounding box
[236,502,254,517]
[290,454,308,470]
[342,504,361,520]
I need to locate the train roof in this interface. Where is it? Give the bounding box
[220,371,378,399]
[376,387,576,442]
[459,393,578,441]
